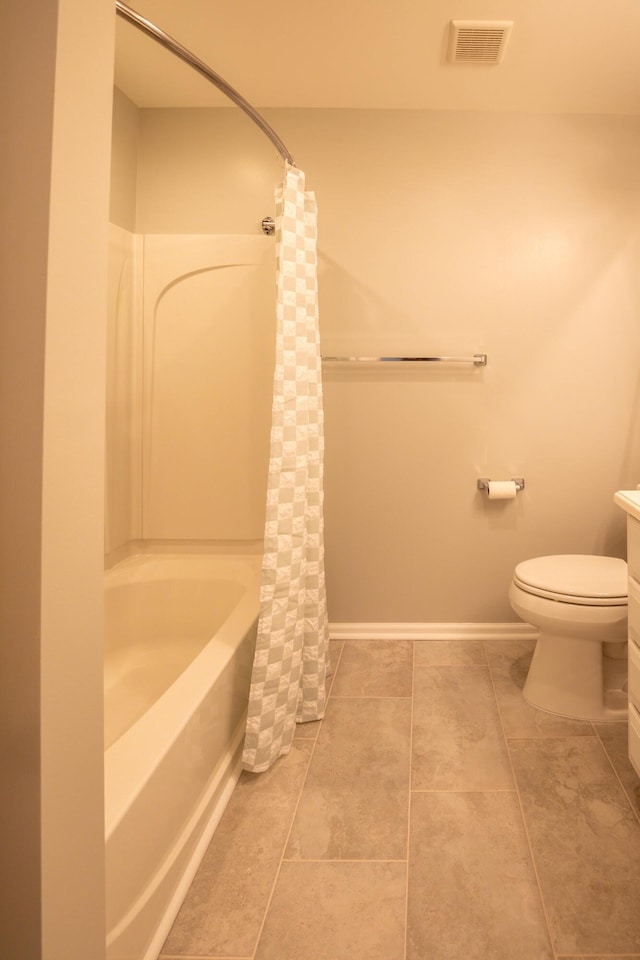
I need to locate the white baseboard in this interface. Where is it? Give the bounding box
[328,622,538,641]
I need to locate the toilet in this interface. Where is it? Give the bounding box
[509,554,628,721]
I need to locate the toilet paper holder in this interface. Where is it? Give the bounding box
[477,477,525,493]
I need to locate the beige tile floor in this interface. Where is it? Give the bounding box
[160,638,640,960]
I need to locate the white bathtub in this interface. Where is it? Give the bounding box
[104,549,260,960]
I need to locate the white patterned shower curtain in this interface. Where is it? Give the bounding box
[242,163,329,773]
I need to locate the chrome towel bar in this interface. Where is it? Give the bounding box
[321,353,487,366]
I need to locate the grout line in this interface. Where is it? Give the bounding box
[281,857,408,863]
[403,639,415,960]
[592,724,640,828]
[483,639,559,960]
[410,787,517,793]
[412,661,489,668]
[330,694,413,700]
[158,956,253,960]
[505,736,597,744]
[326,638,345,698]
[413,662,490,668]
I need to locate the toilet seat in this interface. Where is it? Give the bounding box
[513,555,627,607]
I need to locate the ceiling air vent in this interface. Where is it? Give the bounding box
[448,20,513,65]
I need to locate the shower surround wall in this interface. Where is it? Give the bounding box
[109,93,276,554]
[106,153,277,954]
[105,228,274,556]
[115,96,640,623]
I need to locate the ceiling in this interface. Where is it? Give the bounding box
[114,0,640,115]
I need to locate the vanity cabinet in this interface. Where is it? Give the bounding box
[614,490,640,776]
[628,570,640,775]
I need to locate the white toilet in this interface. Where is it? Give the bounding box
[509,554,628,721]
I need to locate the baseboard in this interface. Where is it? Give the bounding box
[328,622,539,641]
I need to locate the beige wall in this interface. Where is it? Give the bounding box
[1,1,113,957]
[136,108,283,234]
[1,6,57,954]
[42,0,114,953]
[133,107,640,622]
[110,88,139,232]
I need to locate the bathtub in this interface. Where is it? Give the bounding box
[104,548,261,960]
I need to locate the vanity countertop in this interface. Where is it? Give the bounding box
[614,490,640,522]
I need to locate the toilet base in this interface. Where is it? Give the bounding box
[523,632,627,722]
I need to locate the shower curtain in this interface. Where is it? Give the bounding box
[242,163,329,774]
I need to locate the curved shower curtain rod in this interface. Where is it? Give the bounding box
[114,0,295,165]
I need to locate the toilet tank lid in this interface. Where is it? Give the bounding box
[514,555,627,601]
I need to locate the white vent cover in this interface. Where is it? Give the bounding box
[448,20,513,64]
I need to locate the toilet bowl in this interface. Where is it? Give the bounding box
[509,555,628,721]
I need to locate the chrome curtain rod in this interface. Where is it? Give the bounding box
[114,1,295,165]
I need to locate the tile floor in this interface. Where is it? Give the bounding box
[159,638,640,960]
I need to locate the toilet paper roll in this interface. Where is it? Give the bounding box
[488,480,518,500]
